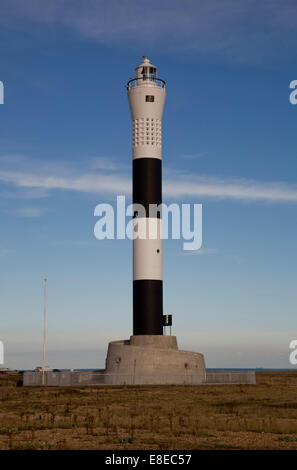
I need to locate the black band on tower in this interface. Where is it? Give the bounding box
[133,158,162,217]
[133,280,163,335]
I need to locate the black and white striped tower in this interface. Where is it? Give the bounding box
[127,57,166,335]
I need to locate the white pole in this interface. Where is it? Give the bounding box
[42,278,47,385]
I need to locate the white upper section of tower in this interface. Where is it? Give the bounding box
[127,57,166,160]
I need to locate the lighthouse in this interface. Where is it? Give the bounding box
[101,57,206,385]
[127,57,166,336]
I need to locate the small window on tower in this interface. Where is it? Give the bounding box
[146,95,154,102]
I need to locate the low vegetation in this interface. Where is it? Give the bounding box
[0,371,297,449]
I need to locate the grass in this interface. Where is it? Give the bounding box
[0,371,297,449]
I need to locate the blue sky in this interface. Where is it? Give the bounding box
[1,0,297,369]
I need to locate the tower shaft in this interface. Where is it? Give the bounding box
[127,57,166,335]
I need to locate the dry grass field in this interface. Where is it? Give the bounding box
[0,371,297,450]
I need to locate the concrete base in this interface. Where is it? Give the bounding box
[23,335,256,386]
[103,335,206,385]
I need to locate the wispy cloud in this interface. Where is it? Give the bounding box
[12,207,44,217]
[0,169,131,195]
[91,156,127,171]
[1,0,297,63]
[0,188,49,200]
[0,248,11,258]
[163,175,297,202]
[1,162,297,203]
